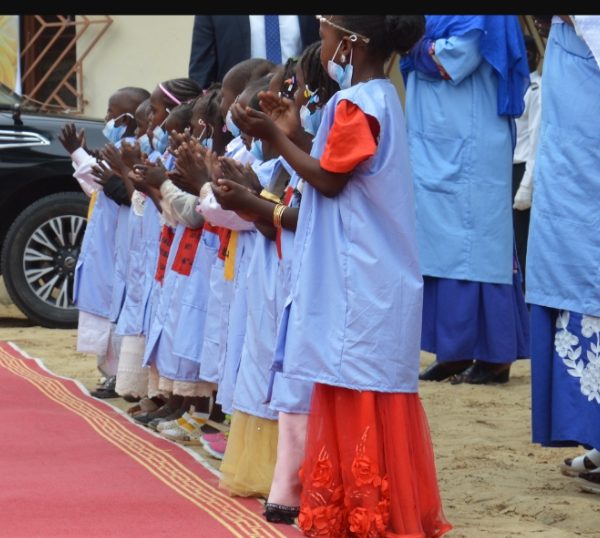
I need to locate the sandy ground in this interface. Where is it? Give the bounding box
[1,294,599,537]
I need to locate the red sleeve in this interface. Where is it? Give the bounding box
[320,100,380,174]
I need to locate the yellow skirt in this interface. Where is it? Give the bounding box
[219,410,278,497]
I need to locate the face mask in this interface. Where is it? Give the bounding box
[197,124,214,150]
[250,138,264,161]
[300,106,323,136]
[102,113,132,144]
[138,133,153,155]
[225,109,241,137]
[327,39,354,90]
[152,121,169,154]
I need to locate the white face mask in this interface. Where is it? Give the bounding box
[327,39,354,90]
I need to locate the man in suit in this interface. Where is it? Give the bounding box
[189,15,320,89]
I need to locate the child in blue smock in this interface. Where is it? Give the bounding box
[60,87,149,397]
[225,15,451,537]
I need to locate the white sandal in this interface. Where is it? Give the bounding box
[561,448,600,477]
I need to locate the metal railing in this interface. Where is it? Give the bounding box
[20,15,112,113]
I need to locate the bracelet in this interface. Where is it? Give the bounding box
[272,203,286,228]
[260,189,281,203]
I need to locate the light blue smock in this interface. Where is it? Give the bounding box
[233,158,290,420]
[526,22,600,316]
[405,31,514,284]
[143,222,205,382]
[115,201,145,336]
[269,169,314,414]
[198,256,231,383]
[215,158,277,414]
[280,79,423,393]
[108,204,130,322]
[172,227,219,363]
[73,191,118,317]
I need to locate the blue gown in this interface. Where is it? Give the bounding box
[527,22,600,449]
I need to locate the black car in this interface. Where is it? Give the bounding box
[0,83,106,328]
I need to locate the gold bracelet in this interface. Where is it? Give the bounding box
[260,189,281,203]
[272,203,286,228]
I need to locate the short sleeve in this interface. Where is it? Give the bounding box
[320,100,379,174]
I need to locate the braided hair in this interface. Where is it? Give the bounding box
[159,77,202,107]
[299,42,338,106]
[333,16,425,59]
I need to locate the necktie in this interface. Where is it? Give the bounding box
[264,15,282,64]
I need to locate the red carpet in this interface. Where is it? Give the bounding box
[0,342,302,538]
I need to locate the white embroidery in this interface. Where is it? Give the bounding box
[557,310,600,404]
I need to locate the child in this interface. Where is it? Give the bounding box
[227,15,451,537]
[60,87,149,397]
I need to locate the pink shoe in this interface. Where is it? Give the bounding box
[201,432,227,459]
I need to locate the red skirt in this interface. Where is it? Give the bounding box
[298,384,452,538]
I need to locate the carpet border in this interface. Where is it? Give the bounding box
[3,341,300,538]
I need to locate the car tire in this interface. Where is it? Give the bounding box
[1,191,89,328]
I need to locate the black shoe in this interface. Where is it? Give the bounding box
[450,361,511,385]
[419,360,473,381]
[90,375,118,398]
[263,503,299,524]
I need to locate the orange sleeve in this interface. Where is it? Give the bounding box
[320,100,380,174]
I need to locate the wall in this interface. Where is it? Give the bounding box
[76,15,194,119]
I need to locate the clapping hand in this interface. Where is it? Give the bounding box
[258,91,301,139]
[91,160,113,188]
[119,139,143,169]
[212,178,257,220]
[58,123,85,154]
[101,144,127,178]
[231,101,278,142]
[170,141,209,194]
[133,158,168,189]
[219,157,261,194]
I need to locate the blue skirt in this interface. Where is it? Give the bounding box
[531,305,600,449]
[421,270,529,364]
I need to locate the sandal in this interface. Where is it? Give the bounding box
[561,449,600,477]
[577,469,600,494]
[127,397,159,418]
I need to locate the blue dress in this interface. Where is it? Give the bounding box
[527,22,600,449]
[279,79,423,393]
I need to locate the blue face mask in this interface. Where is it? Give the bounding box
[299,93,323,136]
[102,113,132,144]
[300,106,323,136]
[250,138,264,161]
[138,133,153,156]
[327,39,354,90]
[225,109,241,137]
[152,124,169,154]
[201,138,213,150]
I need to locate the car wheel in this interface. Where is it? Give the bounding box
[1,192,88,328]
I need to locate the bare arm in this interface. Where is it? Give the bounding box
[231,103,350,198]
